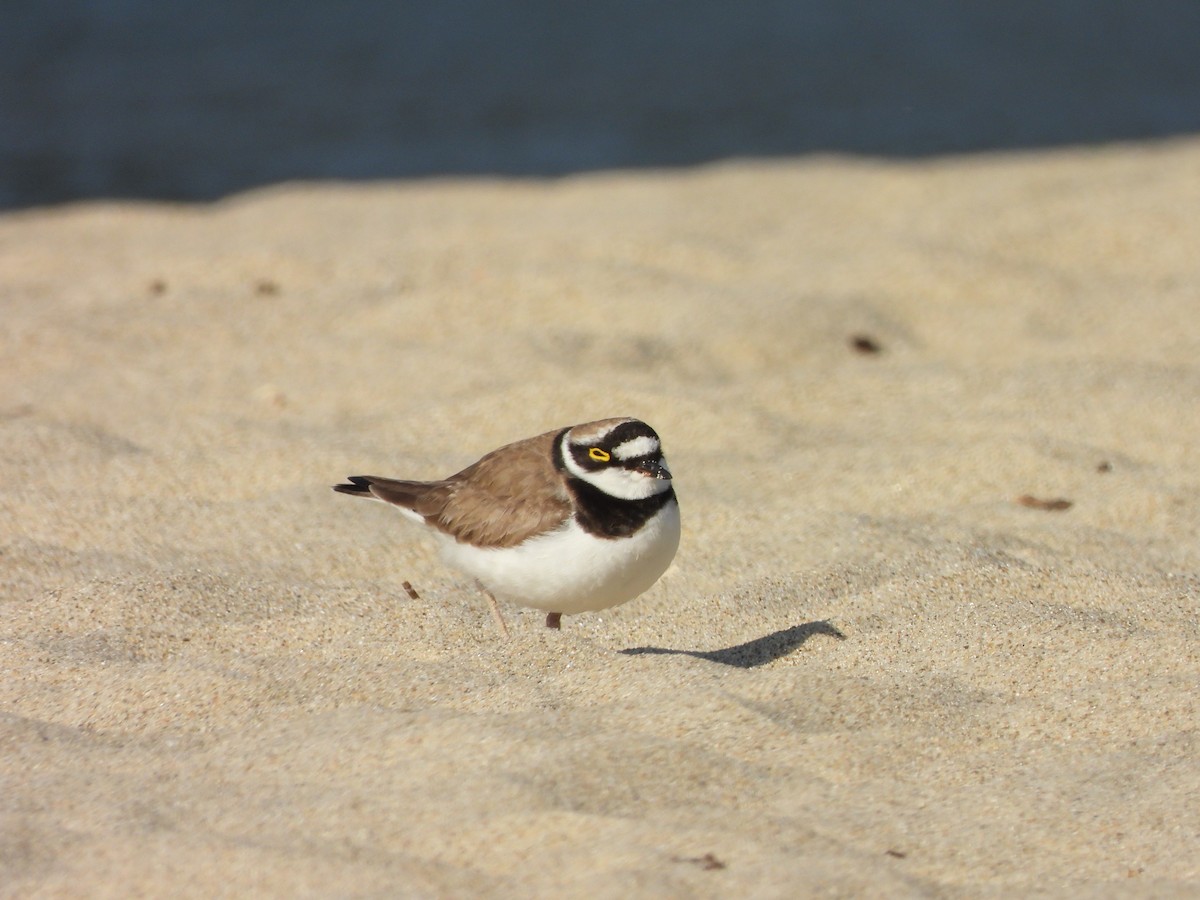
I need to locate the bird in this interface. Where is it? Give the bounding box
[333,418,680,634]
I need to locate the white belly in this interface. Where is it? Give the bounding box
[437,499,680,614]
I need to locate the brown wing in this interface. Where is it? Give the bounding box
[423,428,572,548]
[336,428,572,549]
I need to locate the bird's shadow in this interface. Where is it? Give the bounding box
[620,620,845,669]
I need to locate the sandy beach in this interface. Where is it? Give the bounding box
[3,139,1199,896]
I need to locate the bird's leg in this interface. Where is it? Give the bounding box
[545,612,562,630]
[476,583,510,638]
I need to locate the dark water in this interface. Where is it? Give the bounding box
[4,1,1199,207]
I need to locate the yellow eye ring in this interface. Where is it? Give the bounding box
[588,447,610,462]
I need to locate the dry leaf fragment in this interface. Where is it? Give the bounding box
[1016,495,1072,511]
[671,852,727,870]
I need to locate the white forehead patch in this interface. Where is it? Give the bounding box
[612,435,659,460]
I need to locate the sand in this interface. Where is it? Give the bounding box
[2,139,1199,897]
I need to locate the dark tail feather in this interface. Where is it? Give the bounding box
[332,475,434,512]
[332,475,376,497]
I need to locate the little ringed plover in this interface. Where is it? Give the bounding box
[333,417,680,633]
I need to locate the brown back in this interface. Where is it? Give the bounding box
[371,428,572,548]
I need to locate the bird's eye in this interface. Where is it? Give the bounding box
[588,447,611,462]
